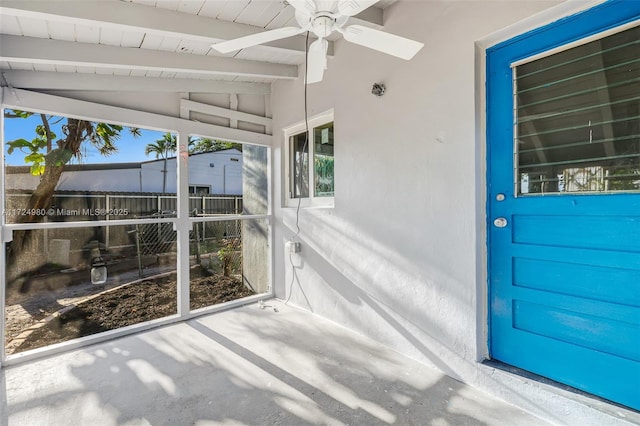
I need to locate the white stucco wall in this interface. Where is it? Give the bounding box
[269,1,633,423]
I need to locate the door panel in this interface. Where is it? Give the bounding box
[487,1,640,410]
[513,214,640,251]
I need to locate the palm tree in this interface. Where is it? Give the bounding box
[144,132,176,193]
[144,132,176,159]
[143,134,243,193]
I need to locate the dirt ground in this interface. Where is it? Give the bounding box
[5,267,254,354]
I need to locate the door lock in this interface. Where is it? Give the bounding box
[493,217,508,228]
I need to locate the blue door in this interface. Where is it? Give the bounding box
[487,1,640,410]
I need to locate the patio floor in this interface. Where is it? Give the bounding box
[1,300,548,425]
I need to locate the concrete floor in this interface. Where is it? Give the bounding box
[1,300,549,426]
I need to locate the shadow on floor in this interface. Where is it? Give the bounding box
[2,301,546,425]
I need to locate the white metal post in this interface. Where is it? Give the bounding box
[105,194,110,248]
[0,101,6,366]
[176,129,191,316]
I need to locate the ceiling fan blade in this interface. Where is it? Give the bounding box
[340,25,424,60]
[306,38,328,84]
[211,27,305,53]
[287,0,316,16]
[337,0,378,17]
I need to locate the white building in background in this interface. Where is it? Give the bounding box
[5,148,243,195]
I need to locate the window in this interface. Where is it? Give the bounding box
[515,24,640,195]
[284,110,334,206]
[1,94,272,361]
[189,185,211,195]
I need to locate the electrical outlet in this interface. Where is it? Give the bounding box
[286,241,301,254]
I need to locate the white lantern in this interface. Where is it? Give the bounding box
[91,257,107,285]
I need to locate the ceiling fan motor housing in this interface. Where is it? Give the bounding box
[311,15,336,38]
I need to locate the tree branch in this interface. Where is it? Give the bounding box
[40,113,54,152]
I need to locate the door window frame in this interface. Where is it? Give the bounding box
[511,22,640,197]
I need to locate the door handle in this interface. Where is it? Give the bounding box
[493,217,508,228]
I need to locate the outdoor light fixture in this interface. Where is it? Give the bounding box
[91,256,107,285]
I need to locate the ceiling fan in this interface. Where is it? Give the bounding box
[210,0,424,84]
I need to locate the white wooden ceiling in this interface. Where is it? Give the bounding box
[0,0,395,94]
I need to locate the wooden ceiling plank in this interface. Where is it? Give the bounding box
[1,70,271,94]
[216,1,252,22]
[0,14,23,36]
[264,6,296,30]
[195,0,227,19]
[99,27,125,46]
[120,31,145,48]
[0,35,297,79]
[74,23,101,44]
[46,20,75,41]
[177,0,206,15]
[0,1,376,56]
[234,1,286,27]
[15,16,49,38]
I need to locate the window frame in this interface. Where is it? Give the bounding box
[283,109,334,208]
[189,184,211,195]
[511,21,640,197]
[0,89,274,367]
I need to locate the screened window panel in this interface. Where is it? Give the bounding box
[290,132,309,198]
[515,25,640,195]
[313,122,334,198]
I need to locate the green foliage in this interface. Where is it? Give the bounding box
[24,152,46,176]
[7,138,44,154]
[144,132,177,159]
[5,110,34,119]
[217,237,241,277]
[190,139,242,154]
[314,155,334,195]
[4,109,139,176]
[608,166,640,190]
[92,123,121,155]
[7,134,48,176]
[145,133,242,158]
[36,124,56,140]
[143,133,213,156]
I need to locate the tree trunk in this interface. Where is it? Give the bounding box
[7,119,91,280]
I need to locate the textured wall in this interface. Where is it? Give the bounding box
[242,145,270,294]
[272,0,559,371]
[267,0,619,422]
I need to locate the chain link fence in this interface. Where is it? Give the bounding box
[190,219,242,277]
[133,213,178,256]
[4,192,245,279]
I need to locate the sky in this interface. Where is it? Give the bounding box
[3,111,169,166]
